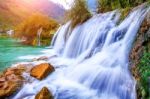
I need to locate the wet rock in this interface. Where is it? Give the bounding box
[16,64,33,73]
[0,77,6,83]
[0,81,21,98]
[35,87,54,99]
[30,63,54,80]
[6,74,24,82]
[4,65,27,76]
[32,56,49,61]
[4,69,15,76]
[0,64,28,98]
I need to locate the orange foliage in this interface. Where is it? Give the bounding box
[14,13,59,45]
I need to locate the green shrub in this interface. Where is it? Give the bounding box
[138,50,150,98]
[97,0,150,13]
[64,0,91,28]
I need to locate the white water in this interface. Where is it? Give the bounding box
[13,6,149,99]
[7,30,14,37]
[37,28,43,46]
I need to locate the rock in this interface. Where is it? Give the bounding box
[30,63,54,80]
[0,81,21,98]
[16,64,33,73]
[4,69,15,76]
[6,74,24,82]
[0,64,28,98]
[4,67,25,76]
[0,77,6,83]
[32,56,49,61]
[35,87,53,99]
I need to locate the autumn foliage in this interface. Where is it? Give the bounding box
[14,13,59,46]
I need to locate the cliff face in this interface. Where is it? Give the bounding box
[130,10,150,98]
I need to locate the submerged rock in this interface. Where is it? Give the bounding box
[30,63,55,80]
[35,87,54,99]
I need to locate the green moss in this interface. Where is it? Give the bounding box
[138,49,150,98]
[120,7,131,21]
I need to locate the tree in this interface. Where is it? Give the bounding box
[15,13,59,45]
[97,0,149,13]
[64,0,91,28]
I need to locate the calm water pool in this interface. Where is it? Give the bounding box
[0,37,44,71]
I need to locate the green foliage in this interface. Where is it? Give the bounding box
[120,7,131,21]
[64,0,91,28]
[138,50,150,98]
[14,13,58,46]
[97,0,150,13]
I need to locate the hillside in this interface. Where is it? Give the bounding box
[0,0,65,29]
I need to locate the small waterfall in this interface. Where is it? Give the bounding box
[13,6,149,99]
[37,28,43,46]
[6,30,14,37]
[51,22,72,54]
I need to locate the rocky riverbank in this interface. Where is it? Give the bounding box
[130,10,150,98]
[0,58,55,99]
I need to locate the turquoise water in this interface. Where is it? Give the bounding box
[0,37,44,71]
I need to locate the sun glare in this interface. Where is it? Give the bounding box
[22,0,36,4]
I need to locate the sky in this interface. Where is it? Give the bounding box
[49,0,74,9]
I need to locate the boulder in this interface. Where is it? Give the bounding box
[35,87,53,99]
[0,81,21,98]
[30,63,54,80]
[0,64,27,98]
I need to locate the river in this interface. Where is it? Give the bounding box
[0,37,44,71]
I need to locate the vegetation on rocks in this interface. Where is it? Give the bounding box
[64,0,91,28]
[14,13,59,46]
[97,0,150,13]
[130,11,150,99]
[97,0,150,22]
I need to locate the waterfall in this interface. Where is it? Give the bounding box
[6,30,14,37]
[13,6,149,99]
[37,28,43,46]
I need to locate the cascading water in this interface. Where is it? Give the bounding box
[37,28,43,46]
[13,5,149,99]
